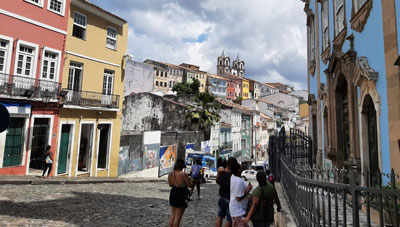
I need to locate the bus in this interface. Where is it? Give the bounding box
[185,151,217,183]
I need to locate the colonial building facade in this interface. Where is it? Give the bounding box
[0,0,70,175]
[302,0,400,181]
[60,0,128,177]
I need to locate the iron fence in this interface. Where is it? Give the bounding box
[0,72,61,99]
[269,128,400,227]
[62,89,120,109]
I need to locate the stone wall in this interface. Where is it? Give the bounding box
[122,93,193,132]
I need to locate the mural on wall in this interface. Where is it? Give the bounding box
[186,143,195,153]
[143,144,158,169]
[159,145,177,177]
[201,140,211,153]
[118,146,144,176]
[143,131,161,170]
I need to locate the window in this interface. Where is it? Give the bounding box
[354,0,367,12]
[102,70,114,95]
[41,51,58,80]
[73,12,87,40]
[156,71,159,77]
[321,0,330,51]
[156,81,159,86]
[334,0,345,36]
[68,62,82,91]
[309,16,315,62]
[24,0,43,7]
[16,45,35,77]
[106,27,117,50]
[164,82,167,87]
[48,0,65,15]
[0,40,10,74]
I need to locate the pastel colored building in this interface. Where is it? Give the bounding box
[242,79,250,100]
[207,74,227,98]
[0,0,70,175]
[59,0,128,177]
[302,0,400,181]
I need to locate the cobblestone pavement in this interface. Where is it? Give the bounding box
[0,180,255,227]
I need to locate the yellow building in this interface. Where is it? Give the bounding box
[198,71,208,93]
[242,79,250,99]
[56,0,128,177]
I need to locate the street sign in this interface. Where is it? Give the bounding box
[0,103,10,133]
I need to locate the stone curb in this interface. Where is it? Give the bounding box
[0,178,167,185]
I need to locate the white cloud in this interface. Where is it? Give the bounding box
[90,0,307,88]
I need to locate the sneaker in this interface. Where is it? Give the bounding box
[197,195,202,200]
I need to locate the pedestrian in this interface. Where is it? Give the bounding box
[168,159,193,227]
[190,159,203,200]
[215,158,234,227]
[42,145,53,179]
[229,158,252,227]
[265,170,274,185]
[243,171,282,227]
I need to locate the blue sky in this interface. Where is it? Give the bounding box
[90,0,307,89]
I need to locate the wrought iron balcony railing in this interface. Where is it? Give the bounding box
[0,73,61,100]
[62,89,120,109]
[221,141,233,149]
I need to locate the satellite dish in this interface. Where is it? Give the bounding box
[0,104,10,133]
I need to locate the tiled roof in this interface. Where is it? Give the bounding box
[265,83,288,88]
[84,0,127,23]
[217,98,255,112]
[208,74,228,81]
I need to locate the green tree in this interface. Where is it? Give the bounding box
[172,79,200,95]
[189,92,220,139]
[233,97,242,104]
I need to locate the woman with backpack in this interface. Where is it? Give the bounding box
[243,171,282,227]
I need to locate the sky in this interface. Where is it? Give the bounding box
[90,0,307,90]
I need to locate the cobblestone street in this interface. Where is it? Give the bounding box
[0,180,236,227]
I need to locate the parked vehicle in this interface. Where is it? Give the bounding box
[251,161,269,172]
[185,151,217,183]
[241,169,257,181]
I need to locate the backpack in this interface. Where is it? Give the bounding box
[268,174,274,183]
[191,165,202,179]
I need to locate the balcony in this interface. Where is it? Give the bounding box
[62,89,120,109]
[0,73,61,100]
[221,141,232,149]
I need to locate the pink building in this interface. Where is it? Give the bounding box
[0,0,70,175]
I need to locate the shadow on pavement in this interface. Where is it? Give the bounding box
[0,191,170,226]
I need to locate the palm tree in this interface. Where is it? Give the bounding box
[189,92,220,139]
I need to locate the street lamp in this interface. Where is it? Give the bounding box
[41,90,53,104]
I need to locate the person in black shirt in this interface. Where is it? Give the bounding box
[215,157,237,227]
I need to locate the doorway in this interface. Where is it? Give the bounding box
[335,75,350,168]
[362,95,379,185]
[78,124,94,174]
[3,118,25,167]
[29,118,50,171]
[97,124,111,169]
[57,124,71,175]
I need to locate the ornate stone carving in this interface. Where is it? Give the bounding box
[321,46,330,65]
[350,0,372,33]
[333,29,347,51]
[353,57,378,85]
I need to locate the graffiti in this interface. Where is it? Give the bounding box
[118,146,144,176]
[143,144,158,169]
[159,145,177,177]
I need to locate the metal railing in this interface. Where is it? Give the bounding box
[269,128,400,227]
[62,89,120,109]
[0,73,61,99]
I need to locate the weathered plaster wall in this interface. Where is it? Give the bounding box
[124,60,154,97]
